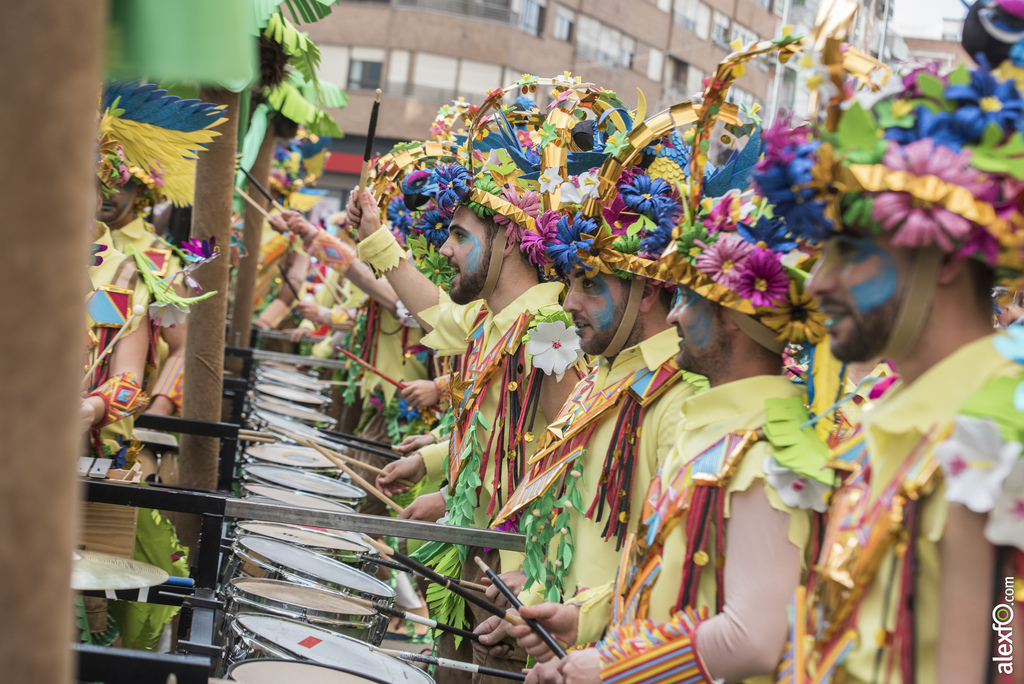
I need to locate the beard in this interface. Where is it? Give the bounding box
[826,295,901,363]
[448,243,492,305]
[572,303,627,356]
[677,324,732,380]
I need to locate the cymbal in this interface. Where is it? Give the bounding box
[71,550,169,591]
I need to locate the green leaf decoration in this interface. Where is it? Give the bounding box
[874,100,915,130]
[762,396,835,485]
[947,64,970,86]
[539,121,559,147]
[265,80,344,137]
[486,149,519,178]
[836,102,880,155]
[613,233,641,254]
[915,74,949,107]
[970,128,1024,175]
[629,214,656,237]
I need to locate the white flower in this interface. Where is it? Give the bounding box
[985,457,1024,550]
[558,170,600,205]
[935,416,1021,513]
[538,166,563,195]
[796,50,839,103]
[395,299,421,328]
[526,320,582,382]
[763,455,831,512]
[149,301,188,327]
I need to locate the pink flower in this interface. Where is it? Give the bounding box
[871,139,995,252]
[602,194,638,235]
[493,188,541,244]
[695,233,754,288]
[703,193,739,233]
[955,225,1000,266]
[522,210,558,267]
[733,247,789,308]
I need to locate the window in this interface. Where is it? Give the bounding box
[670,57,689,93]
[575,15,639,69]
[554,5,575,41]
[348,49,386,90]
[726,86,758,111]
[712,11,731,46]
[656,0,671,10]
[647,47,664,82]
[730,23,758,49]
[518,0,545,36]
[748,0,772,11]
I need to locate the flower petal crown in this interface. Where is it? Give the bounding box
[97,82,226,207]
[753,40,1024,276]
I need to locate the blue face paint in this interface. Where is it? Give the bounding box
[462,232,482,274]
[843,238,898,312]
[683,296,714,351]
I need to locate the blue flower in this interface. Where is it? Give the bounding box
[545,212,596,274]
[432,163,473,219]
[946,68,1024,142]
[387,197,415,235]
[416,209,449,247]
[737,215,799,252]
[398,399,420,421]
[884,107,965,152]
[620,174,676,217]
[639,220,675,256]
[752,140,833,242]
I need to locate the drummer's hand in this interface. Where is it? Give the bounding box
[253,318,272,331]
[347,188,382,241]
[283,327,309,343]
[526,658,565,684]
[399,379,439,409]
[283,210,316,240]
[483,570,527,609]
[266,213,289,234]
[559,649,601,684]
[376,453,426,496]
[79,398,101,432]
[509,603,580,663]
[473,615,514,658]
[394,432,436,455]
[397,491,445,521]
[294,300,320,322]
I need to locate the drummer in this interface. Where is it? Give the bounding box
[472,129,706,655]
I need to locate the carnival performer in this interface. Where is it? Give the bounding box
[471,131,708,655]
[504,39,846,683]
[749,46,1024,684]
[95,82,226,418]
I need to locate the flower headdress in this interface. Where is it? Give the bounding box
[97,82,226,207]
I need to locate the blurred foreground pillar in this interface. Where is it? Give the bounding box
[0,1,105,681]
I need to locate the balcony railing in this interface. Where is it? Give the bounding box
[393,0,518,24]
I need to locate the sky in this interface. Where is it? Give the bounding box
[890,0,969,39]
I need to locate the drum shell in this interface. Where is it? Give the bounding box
[241,465,366,509]
[242,443,341,478]
[225,578,378,643]
[255,366,331,392]
[230,522,376,569]
[223,536,394,642]
[254,382,330,407]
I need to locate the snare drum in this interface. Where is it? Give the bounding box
[254,397,338,427]
[241,484,356,514]
[256,366,331,392]
[242,465,366,508]
[244,444,340,476]
[226,578,378,642]
[225,536,395,641]
[234,522,375,567]
[229,645,433,684]
[249,408,323,444]
[255,382,330,407]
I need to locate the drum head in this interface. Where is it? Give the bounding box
[230,620,433,684]
[254,398,338,427]
[235,537,394,599]
[256,383,329,407]
[243,465,365,502]
[230,578,376,617]
[243,485,355,514]
[252,409,322,442]
[71,551,169,591]
[257,366,331,392]
[236,522,373,555]
[245,444,337,470]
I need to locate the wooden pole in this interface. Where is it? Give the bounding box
[176,87,239,552]
[0,1,103,680]
[227,129,275,350]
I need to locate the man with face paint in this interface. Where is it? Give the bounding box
[505,148,838,683]
[471,157,707,660]
[750,57,1024,682]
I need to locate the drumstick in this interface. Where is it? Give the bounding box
[343,594,481,642]
[359,554,487,593]
[358,89,382,191]
[358,535,523,627]
[317,433,402,463]
[370,646,527,681]
[240,165,287,213]
[475,556,567,659]
[237,430,278,444]
[302,440,405,515]
[234,186,273,219]
[336,347,407,390]
[318,429,398,451]
[305,441,414,487]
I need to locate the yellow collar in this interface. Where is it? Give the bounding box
[488,281,565,337]
[864,333,1019,436]
[680,374,803,430]
[599,327,680,381]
